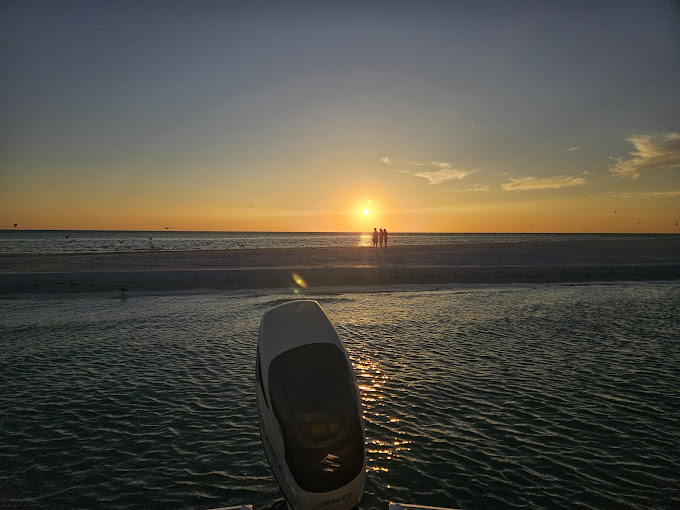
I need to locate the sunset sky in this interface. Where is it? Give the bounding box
[2,1,679,232]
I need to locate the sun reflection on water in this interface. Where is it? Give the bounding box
[357,234,372,247]
[352,355,412,474]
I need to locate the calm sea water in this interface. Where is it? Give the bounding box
[1,230,677,255]
[1,283,678,510]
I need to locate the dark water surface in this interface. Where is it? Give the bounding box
[1,230,676,255]
[1,283,679,509]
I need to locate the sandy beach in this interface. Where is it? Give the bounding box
[1,238,678,295]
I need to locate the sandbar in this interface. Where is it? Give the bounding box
[0,239,678,295]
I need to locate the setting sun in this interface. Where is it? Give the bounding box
[363,209,370,216]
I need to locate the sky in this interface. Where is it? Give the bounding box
[1,0,679,232]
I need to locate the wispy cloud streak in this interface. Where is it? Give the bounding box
[618,190,680,198]
[610,133,680,179]
[414,168,476,185]
[445,185,492,192]
[381,157,476,185]
[501,175,586,191]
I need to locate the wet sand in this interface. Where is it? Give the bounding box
[1,239,678,295]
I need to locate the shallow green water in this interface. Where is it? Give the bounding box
[1,283,679,509]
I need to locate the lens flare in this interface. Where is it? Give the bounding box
[291,272,308,288]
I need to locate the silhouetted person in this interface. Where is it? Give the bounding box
[372,228,378,247]
[383,228,388,247]
[379,228,384,247]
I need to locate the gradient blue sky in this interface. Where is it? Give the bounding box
[2,1,679,231]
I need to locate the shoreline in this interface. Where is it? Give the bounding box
[1,239,678,295]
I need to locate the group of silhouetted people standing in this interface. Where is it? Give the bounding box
[372,228,389,248]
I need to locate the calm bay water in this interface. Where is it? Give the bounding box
[1,230,677,255]
[1,283,678,509]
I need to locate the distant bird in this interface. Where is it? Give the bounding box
[248,204,253,208]
[119,240,124,244]
[12,223,17,228]
[164,226,171,229]
[65,235,69,239]
[148,236,153,240]
[614,210,618,213]
[237,242,245,248]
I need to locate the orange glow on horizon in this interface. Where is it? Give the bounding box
[1,187,678,233]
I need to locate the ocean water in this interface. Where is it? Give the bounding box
[1,283,679,510]
[0,230,676,255]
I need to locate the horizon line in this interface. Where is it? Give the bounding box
[1,229,678,235]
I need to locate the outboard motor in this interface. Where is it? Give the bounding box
[256,300,366,510]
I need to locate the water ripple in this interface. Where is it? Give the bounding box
[1,283,679,509]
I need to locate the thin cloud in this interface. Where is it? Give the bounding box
[445,185,492,192]
[563,146,581,152]
[502,175,587,191]
[432,161,452,169]
[414,167,477,185]
[472,121,505,130]
[610,133,680,179]
[385,158,477,185]
[619,190,680,198]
